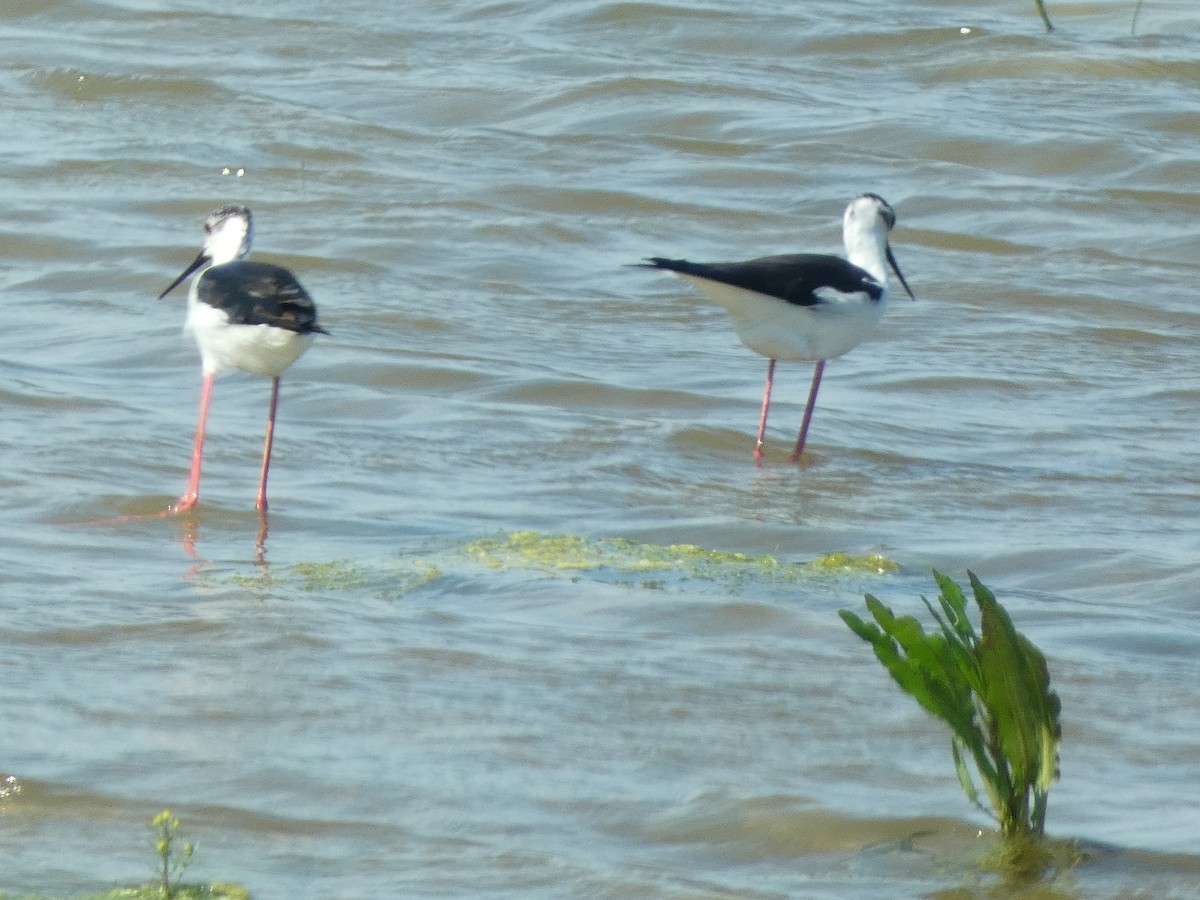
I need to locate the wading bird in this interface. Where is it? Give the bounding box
[159,204,326,513]
[641,193,913,462]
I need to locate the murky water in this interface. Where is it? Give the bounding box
[1,1,1199,897]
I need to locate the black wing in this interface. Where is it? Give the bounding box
[199,261,328,335]
[642,253,882,307]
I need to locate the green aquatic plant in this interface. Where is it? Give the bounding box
[151,809,194,900]
[0,808,246,900]
[840,571,1061,840]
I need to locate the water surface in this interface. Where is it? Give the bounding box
[1,1,1199,897]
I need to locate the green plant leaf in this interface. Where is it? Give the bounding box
[951,736,997,822]
[838,609,879,643]
[847,596,979,749]
[970,572,1061,835]
[932,570,980,645]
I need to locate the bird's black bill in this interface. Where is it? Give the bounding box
[886,245,915,300]
[158,251,209,300]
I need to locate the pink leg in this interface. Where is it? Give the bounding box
[789,359,826,463]
[256,377,281,513]
[754,359,776,463]
[173,371,215,513]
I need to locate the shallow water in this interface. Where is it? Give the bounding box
[1,1,1199,897]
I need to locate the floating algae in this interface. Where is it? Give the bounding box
[463,531,601,571]
[291,560,373,591]
[802,551,900,576]
[216,532,896,596]
[462,531,899,586]
[223,559,440,597]
[462,530,796,579]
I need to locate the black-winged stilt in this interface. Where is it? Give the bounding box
[159,204,326,514]
[641,193,914,462]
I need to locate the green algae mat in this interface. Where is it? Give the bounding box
[222,530,899,595]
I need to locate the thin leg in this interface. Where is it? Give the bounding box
[256,377,281,513]
[754,359,776,463]
[789,359,826,463]
[173,371,215,513]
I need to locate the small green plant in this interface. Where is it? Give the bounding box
[151,809,195,899]
[840,571,1061,839]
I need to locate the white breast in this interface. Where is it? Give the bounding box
[677,275,885,362]
[186,293,314,378]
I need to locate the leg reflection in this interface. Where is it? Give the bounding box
[255,509,270,562]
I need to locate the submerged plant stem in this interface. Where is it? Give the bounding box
[1035,0,1053,30]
